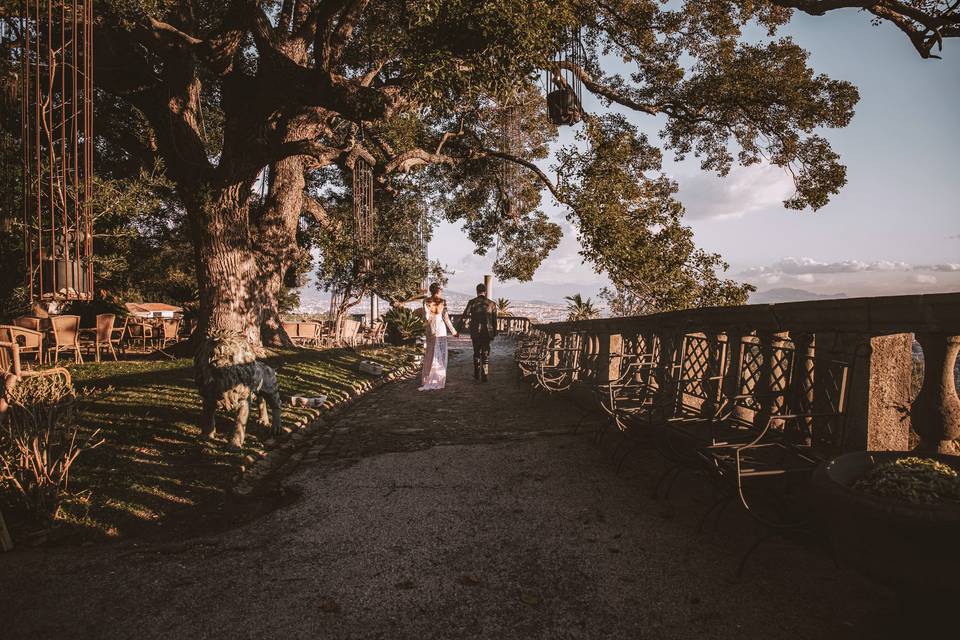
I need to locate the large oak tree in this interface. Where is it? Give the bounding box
[3,0,957,346]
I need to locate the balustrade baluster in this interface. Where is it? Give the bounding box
[788,332,816,446]
[912,333,960,454]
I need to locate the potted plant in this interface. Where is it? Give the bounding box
[812,451,960,623]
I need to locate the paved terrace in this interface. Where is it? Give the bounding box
[1,340,892,639]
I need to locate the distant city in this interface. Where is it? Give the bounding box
[297,284,852,322]
[297,287,570,322]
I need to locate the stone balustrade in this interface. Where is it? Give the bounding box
[534,292,960,454]
[450,314,531,335]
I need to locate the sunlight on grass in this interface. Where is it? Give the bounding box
[18,345,417,543]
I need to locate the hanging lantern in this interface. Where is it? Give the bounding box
[20,0,95,302]
[352,155,375,274]
[497,103,522,220]
[545,26,584,126]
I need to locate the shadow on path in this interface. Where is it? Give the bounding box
[0,340,896,639]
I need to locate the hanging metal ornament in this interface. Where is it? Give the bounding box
[497,102,522,221]
[0,20,19,234]
[417,210,429,295]
[20,0,95,302]
[545,26,584,126]
[352,154,375,274]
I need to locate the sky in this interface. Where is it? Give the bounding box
[428,10,960,302]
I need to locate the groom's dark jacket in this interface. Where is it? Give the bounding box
[462,295,498,338]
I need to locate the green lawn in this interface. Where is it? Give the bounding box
[13,345,416,544]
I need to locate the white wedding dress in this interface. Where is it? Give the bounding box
[419,300,457,391]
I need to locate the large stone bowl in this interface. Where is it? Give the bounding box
[812,451,960,613]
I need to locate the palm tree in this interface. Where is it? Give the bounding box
[496,298,513,316]
[564,294,600,321]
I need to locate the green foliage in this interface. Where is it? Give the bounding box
[0,373,102,521]
[564,293,600,321]
[313,179,449,305]
[853,457,960,506]
[3,0,893,331]
[558,114,754,315]
[383,306,426,345]
[6,345,414,541]
[496,298,512,316]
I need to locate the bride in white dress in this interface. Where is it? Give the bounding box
[419,283,458,391]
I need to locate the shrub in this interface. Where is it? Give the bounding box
[0,373,102,521]
[383,306,424,345]
[853,456,960,506]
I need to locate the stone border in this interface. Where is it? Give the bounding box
[232,360,422,495]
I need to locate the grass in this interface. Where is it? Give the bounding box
[3,345,416,545]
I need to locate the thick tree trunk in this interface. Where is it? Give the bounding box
[254,155,306,348]
[190,183,264,347]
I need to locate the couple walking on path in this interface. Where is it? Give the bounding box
[418,282,498,391]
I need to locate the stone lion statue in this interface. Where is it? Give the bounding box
[194,331,282,449]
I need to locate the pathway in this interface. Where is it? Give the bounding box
[0,339,893,639]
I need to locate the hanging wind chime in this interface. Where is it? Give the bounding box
[497,101,522,221]
[417,210,429,294]
[545,26,584,126]
[20,0,95,302]
[352,153,375,275]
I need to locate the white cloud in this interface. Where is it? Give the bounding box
[676,162,794,220]
[912,274,937,284]
[741,257,960,277]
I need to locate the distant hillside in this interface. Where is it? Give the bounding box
[749,288,848,304]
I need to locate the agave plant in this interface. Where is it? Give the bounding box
[496,298,512,316]
[0,373,103,521]
[564,293,599,322]
[383,306,425,345]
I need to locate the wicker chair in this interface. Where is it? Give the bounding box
[0,325,44,366]
[49,315,83,364]
[282,321,301,344]
[79,314,121,362]
[127,319,153,352]
[341,318,362,347]
[158,318,182,350]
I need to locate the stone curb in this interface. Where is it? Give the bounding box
[232,360,421,495]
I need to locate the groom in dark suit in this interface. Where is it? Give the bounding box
[461,283,498,382]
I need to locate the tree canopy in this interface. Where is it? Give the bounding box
[1,0,956,334]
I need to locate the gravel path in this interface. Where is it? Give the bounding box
[0,339,894,639]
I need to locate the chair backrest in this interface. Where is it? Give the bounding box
[127,320,145,337]
[282,321,299,338]
[96,314,116,342]
[162,318,181,339]
[13,316,41,331]
[342,318,360,339]
[113,315,129,339]
[2,326,42,350]
[51,315,81,346]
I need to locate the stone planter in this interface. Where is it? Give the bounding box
[812,451,960,619]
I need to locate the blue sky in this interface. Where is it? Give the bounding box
[430,10,960,301]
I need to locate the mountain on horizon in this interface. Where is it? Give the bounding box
[749,288,848,304]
